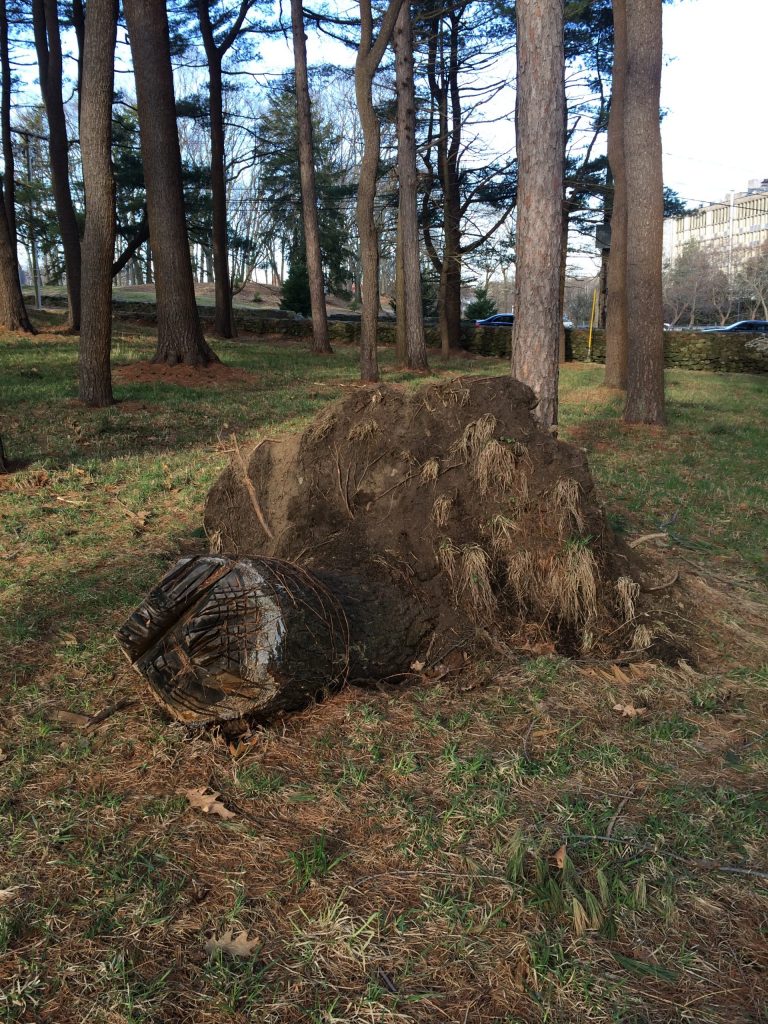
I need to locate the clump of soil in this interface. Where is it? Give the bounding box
[113,360,259,388]
[204,376,679,661]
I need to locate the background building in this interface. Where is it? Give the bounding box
[664,179,768,270]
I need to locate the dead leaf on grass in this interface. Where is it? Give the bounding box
[204,929,260,957]
[410,659,425,672]
[553,844,567,870]
[0,887,20,904]
[184,787,237,820]
[613,702,647,718]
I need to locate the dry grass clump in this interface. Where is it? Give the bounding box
[474,439,527,498]
[632,623,653,650]
[452,414,498,461]
[421,457,440,484]
[432,495,453,528]
[505,550,538,611]
[546,541,598,629]
[347,418,378,442]
[550,477,586,535]
[616,576,641,623]
[459,544,496,619]
[489,513,520,555]
[437,537,459,581]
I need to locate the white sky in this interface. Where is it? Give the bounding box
[261,0,768,212]
[660,0,768,207]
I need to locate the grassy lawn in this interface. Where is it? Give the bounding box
[1,316,766,1023]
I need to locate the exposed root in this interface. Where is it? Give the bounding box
[616,576,641,624]
[432,495,453,528]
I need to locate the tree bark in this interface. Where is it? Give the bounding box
[32,0,82,330]
[355,0,406,383]
[290,0,331,354]
[604,0,628,388]
[204,50,236,338]
[623,0,665,425]
[0,195,33,332]
[510,0,565,429]
[117,555,427,725]
[393,2,427,370]
[124,0,217,366]
[78,0,117,407]
[0,0,15,245]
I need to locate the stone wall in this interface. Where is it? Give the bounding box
[567,328,768,374]
[464,323,768,373]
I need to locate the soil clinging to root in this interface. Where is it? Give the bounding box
[204,376,682,665]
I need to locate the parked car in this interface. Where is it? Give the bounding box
[699,320,768,333]
[475,313,514,327]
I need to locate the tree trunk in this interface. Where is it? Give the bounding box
[0,0,16,245]
[78,0,117,407]
[393,2,427,370]
[32,0,82,330]
[510,0,565,429]
[290,0,331,355]
[117,555,426,725]
[558,199,569,363]
[355,40,382,382]
[204,51,236,338]
[604,0,628,388]
[623,0,665,425]
[0,435,6,473]
[394,213,406,364]
[355,0,406,383]
[0,197,33,332]
[124,0,217,366]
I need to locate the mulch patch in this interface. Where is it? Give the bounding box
[112,359,260,388]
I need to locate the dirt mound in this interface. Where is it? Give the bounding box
[204,376,677,661]
[113,360,259,388]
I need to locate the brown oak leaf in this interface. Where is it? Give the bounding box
[204,929,259,957]
[613,703,647,718]
[184,788,236,820]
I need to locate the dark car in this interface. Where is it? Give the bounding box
[700,320,768,333]
[475,313,514,327]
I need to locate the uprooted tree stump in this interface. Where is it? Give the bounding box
[120,376,682,725]
[117,554,430,723]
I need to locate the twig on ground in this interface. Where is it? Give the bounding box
[628,532,669,549]
[643,570,680,593]
[231,433,274,540]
